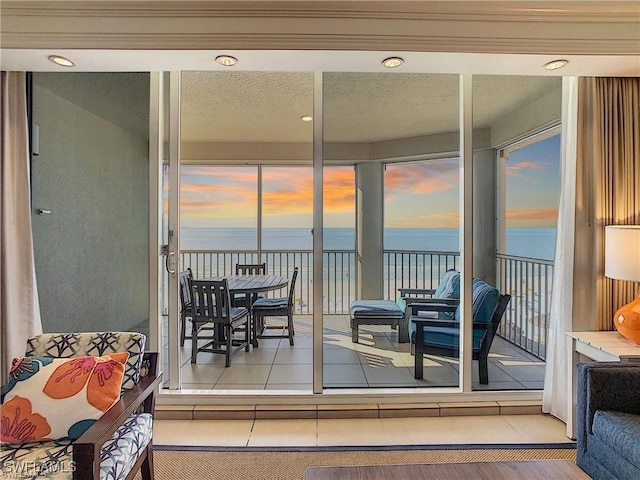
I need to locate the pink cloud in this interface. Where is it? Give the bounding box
[505,160,546,177]
[385,162,458,195]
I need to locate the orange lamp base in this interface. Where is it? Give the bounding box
[613,290,640,345]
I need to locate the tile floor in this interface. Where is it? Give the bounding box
[164,315,545,391]
[153,414,570,447]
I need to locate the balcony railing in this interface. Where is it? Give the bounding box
[179,249,553,359]
[495,254,554,360]
[383,250,460,299]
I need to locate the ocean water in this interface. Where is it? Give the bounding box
[181,227,556,260]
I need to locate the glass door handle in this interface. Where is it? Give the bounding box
[165,251,176,274]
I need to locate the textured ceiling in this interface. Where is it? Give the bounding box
[34,71,560,145]
[181,71,314,143]
[181,72,561,143]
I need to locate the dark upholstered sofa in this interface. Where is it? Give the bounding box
[576,362,640,480]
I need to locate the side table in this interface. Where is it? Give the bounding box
[566,331,640,439]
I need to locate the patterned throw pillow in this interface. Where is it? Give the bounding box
[0,352,128,443]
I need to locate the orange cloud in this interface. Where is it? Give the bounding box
[506,207,558,227]
[179,166,355,221]
[385,162,458,196]
[261,167,354,215]
[387,211,460,228]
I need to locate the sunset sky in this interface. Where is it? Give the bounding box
[179,135,560,230]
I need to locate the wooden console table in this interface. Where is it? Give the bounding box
[566,331,640,439]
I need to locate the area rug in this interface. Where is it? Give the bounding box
[142,445,576,480]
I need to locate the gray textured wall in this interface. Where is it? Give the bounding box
[31,73,149,335]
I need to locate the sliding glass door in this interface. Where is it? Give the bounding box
[321,72,461,389]
[152,69,561,396]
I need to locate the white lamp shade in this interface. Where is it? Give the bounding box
[605,225,640,282]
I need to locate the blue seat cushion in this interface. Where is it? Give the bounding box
[419,326,486,351]
[592,410,640,468]
[230,307,249,320]
[433,270,461,299]
[351,300,404,318]
[253,297,288,309]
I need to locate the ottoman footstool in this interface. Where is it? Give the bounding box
[350,300,406,343]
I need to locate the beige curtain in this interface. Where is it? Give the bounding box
[571,77,640,332]
[544,77,640,421]
[593,77,640,329]
[1,71,42,384]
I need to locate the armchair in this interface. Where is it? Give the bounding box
[396,269,461,341]
[576,362,640,480]
[397,269,460,311]
[350,269,460,344]
[409,279,510,384]
[0,332,161,480]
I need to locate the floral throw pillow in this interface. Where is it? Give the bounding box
[0,352,128,443]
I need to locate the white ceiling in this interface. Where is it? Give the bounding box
[180,72,561,143]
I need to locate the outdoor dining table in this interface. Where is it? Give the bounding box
[202,274,289,347]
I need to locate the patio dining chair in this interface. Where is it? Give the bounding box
[189,278,250,366]
[409,278,510,384]
[179,267,194,347]
[231,263,267,308]
[252,267,298,346]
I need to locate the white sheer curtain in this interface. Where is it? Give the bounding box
[542,77,578,421]
[1,71,42,384]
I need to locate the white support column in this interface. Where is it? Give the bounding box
[355,162,384,300]
[473,148,498,285]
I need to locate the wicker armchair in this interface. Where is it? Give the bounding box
[0,332,161,480]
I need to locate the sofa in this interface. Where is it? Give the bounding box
[576,362,640,480]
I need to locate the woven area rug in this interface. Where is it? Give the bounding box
[142,446,577,480]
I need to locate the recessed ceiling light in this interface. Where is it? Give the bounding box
[215,55,238,67]
[543,59,569,71]
[300,116,313,122]
[382,57,404,68]
[48,55,75,67]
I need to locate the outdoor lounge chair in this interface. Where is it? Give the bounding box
[409,278,510,384]
[350,269,460,344]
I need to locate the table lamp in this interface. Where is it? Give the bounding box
[604,225,640,344]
